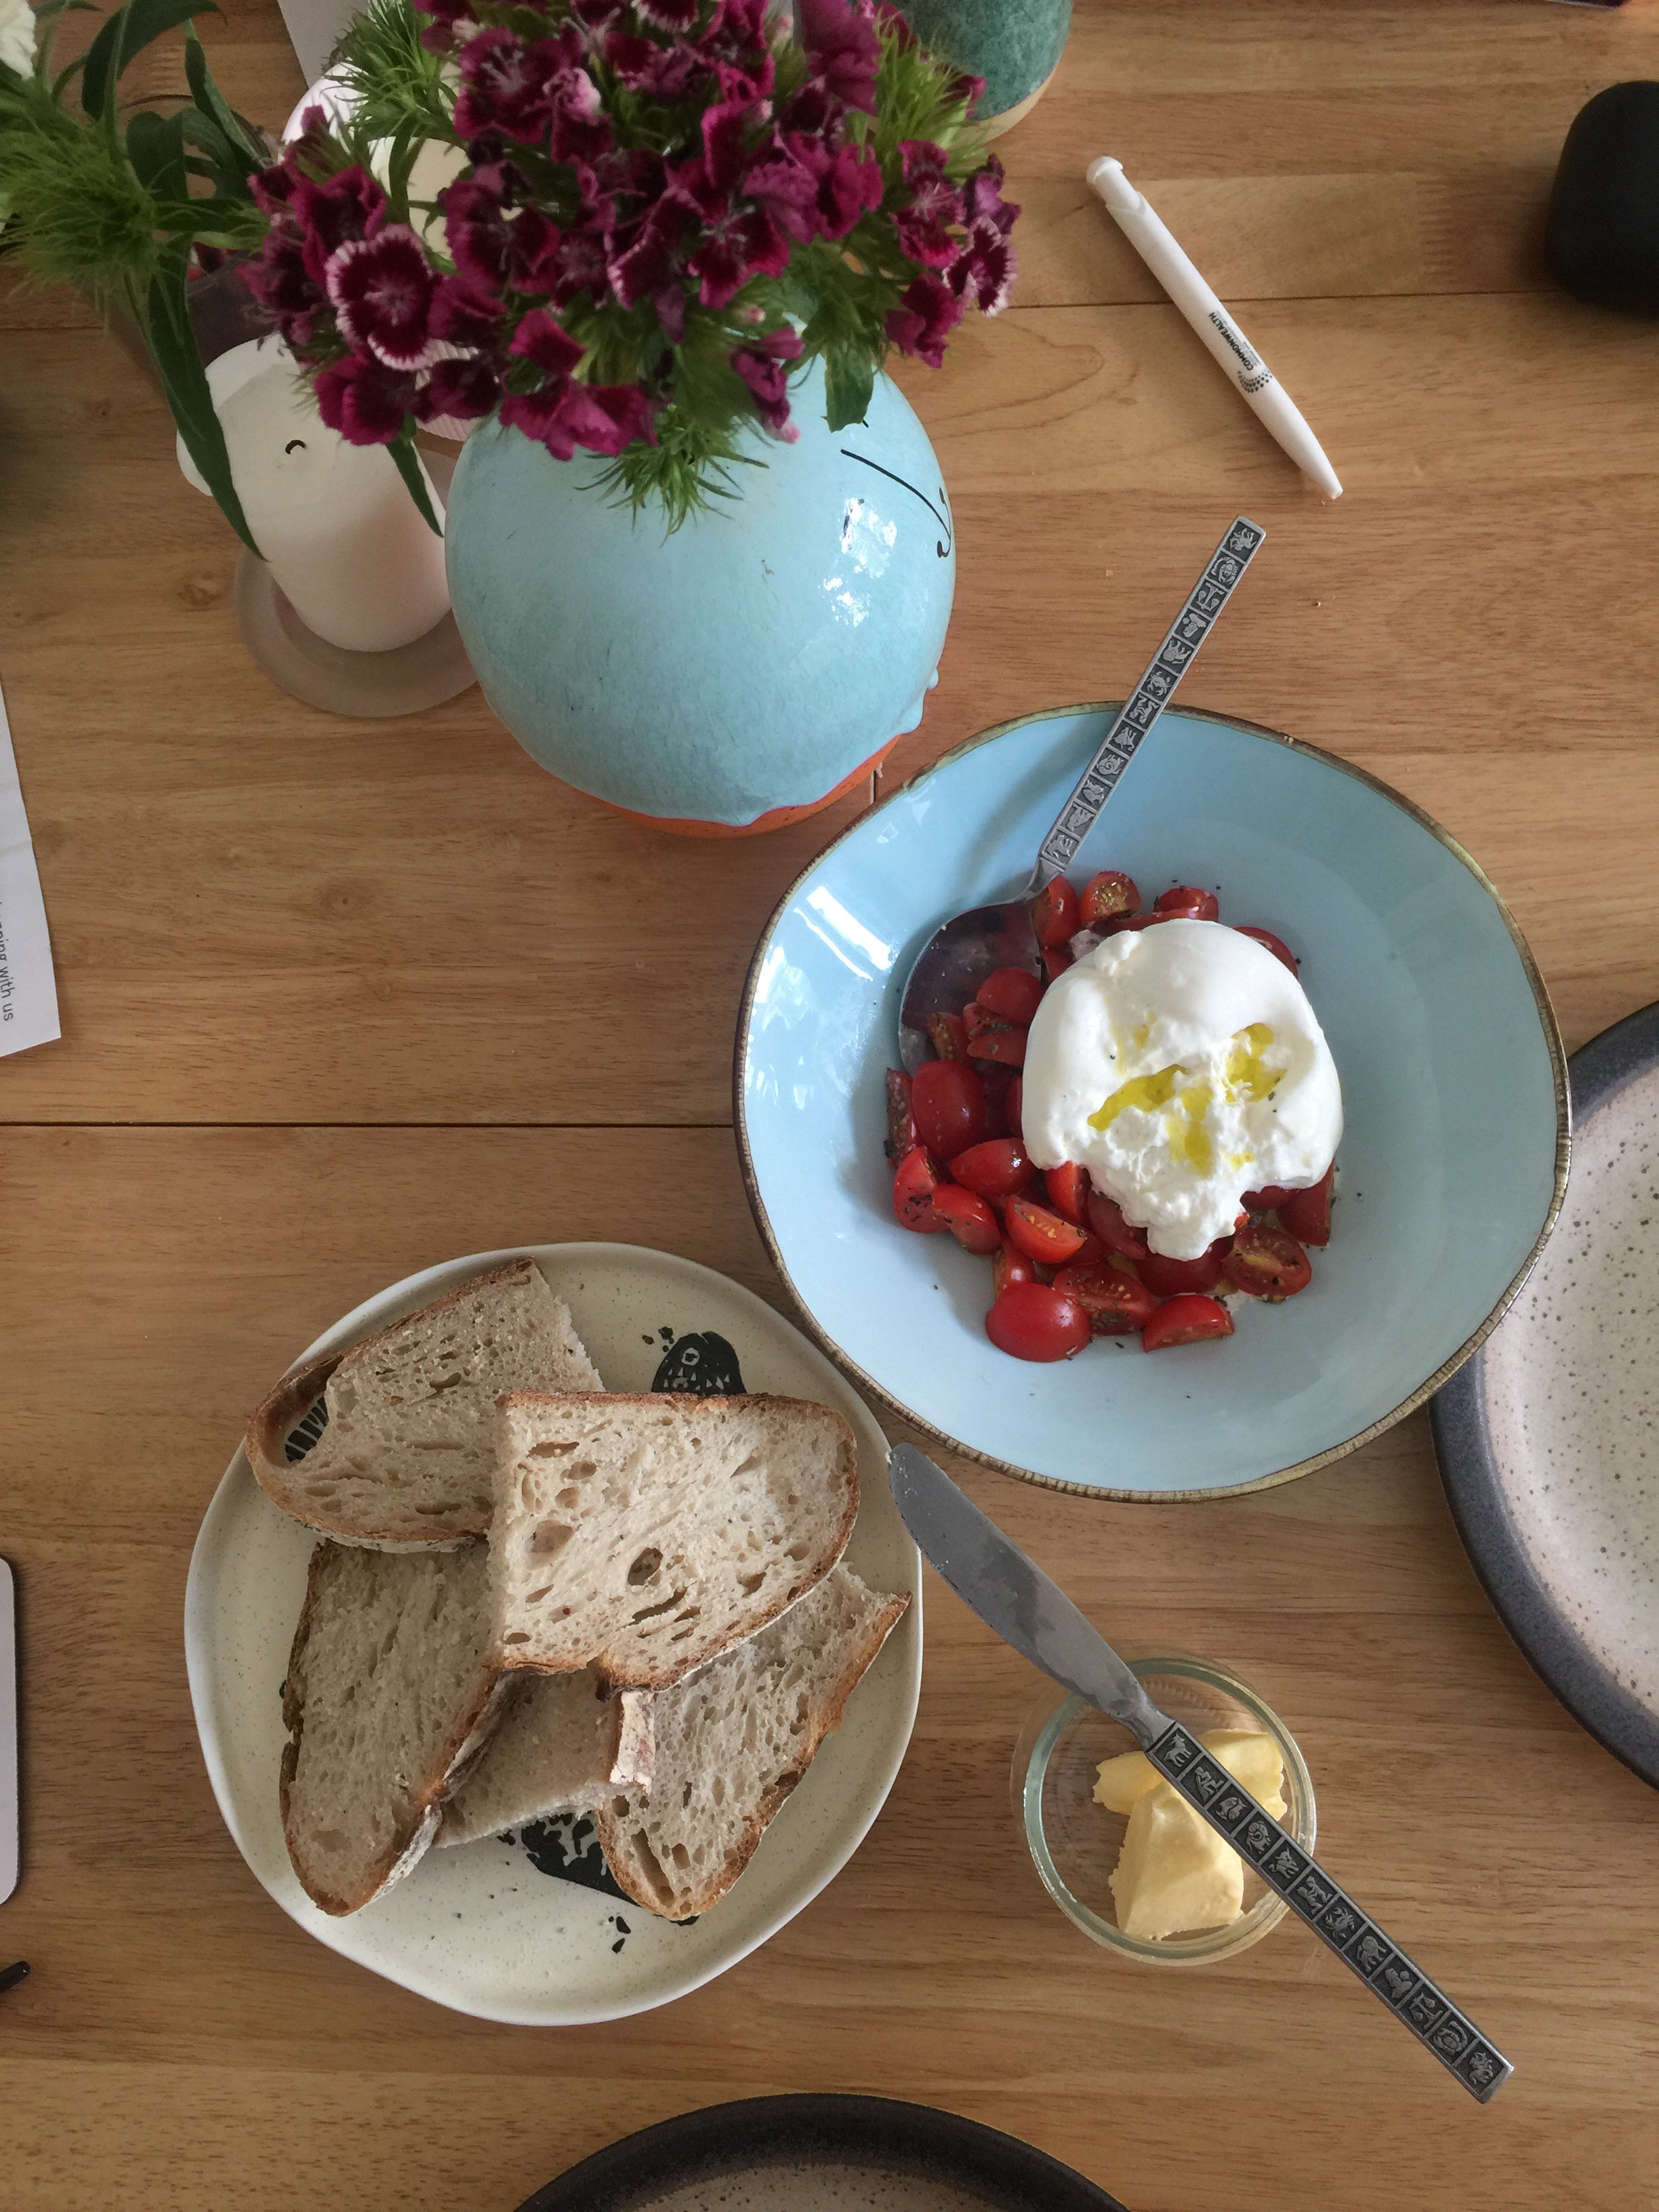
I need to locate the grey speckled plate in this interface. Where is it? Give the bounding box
[1433,1003,1659,1787]
[515,2095,1125,2211]
[184,1246,921,2024]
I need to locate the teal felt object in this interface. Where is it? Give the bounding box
[444,361,956,825]
[892,0,1073,121]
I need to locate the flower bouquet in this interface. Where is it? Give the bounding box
[248,0,1019,524]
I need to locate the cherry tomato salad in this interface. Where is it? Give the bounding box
[885,868,1335,1363]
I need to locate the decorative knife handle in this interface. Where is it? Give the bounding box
[1032,516,1267,885]
[1146,1722,1512,2104]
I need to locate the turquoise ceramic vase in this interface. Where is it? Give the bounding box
[444,361,956,834]
[893,0,1073,135]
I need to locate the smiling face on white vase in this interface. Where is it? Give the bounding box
[177,339,451,655]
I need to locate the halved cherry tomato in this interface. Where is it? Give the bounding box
[1042,944,1074,981]
[1143,1294,1235,1351]
[967,1021,1028,1068]
[992,1238,1037,1297]
[1277,1166,1333,1247]
[927,1011,968,1061]
[986,1282,1092,1361]
[1235,925,1299,975]
[1137,1238,1231,1297]
[978,1061,1015,1139]
[1105,910,1167,935]
[1052,1260,1160,1335]
[911,1058,988,1162]
[1080,869,1140,926]
[950,1138,1037,1201]
[884,1069,916,1164]
[1042,1161,1090,1227]
[977,966,1044,1025]
[1225,1222,1312,1299]
[1004,1195,1090,1266]
[931,1183,1002,1255]
[1006,1076,1023,1140]
[1086,1187,1150,1258]
[1242,1184,1296,1212]
[1031,876,1081,948]
[892,1146,945,1232]
[1155,886,1221,921]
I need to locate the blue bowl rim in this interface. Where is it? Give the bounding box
[1431,998,1659,1790]
[734,701,1572,1503]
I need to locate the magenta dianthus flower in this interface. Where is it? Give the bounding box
[886,268,962,367]
[325,226,443,371]
[732,325,804,441]
[314,352,418,444]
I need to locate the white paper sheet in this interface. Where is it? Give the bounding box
[0,1560,15,1907]
[275,0,361,84]
[0,678,61,1058]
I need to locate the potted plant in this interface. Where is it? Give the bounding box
[1,0,465,682]
[249,0,1019,832]
[0,0,274,547]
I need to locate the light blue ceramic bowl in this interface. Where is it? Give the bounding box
[735,705,1570,1499]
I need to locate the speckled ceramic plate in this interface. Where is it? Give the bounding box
[514,2095,1125,2210]
[738,705,1568,1499]
[1433,1004,1659,1788]
[184,1246,921,2024]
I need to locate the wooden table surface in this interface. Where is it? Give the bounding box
[5,3,1659,2205]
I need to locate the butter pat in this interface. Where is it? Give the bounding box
[1098,1729,1288,1942]
[1111,1785,1244,1939]
[1094,1728,1286,1818]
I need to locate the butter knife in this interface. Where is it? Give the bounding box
[888,1445,1512,2103]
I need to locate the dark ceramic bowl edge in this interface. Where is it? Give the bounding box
[514,2094,1126,2212]
[1431,999,1659,1790]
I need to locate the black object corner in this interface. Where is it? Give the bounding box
[1547,81,1659,314]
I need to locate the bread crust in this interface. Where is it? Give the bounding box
[279,1540,511,1916]
[594,1586,909,1921]
[492,1391,861,1693]
[247,1258,553,1549]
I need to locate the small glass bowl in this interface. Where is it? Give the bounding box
[1012,1652,1316,1968]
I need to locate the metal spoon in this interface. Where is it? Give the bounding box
[897,516,1266,1072]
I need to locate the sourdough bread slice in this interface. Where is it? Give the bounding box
[596,1564,909,1921]
[491,1391,858,1689]
[280,1539,508,1915]
[436,1671,654,1849]
[247,1258,603,1549]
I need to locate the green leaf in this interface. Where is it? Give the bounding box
[382,129,422,228]
[125,107,187,198]
[149,192,262,235]
[136,245,260,555]
[388,436,443,536]
[823,346,875,434]
[183,24,264,173]
[83,0,221,126]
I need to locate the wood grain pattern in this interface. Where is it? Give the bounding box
[5,1128,1658,2212]
[3,1,1659,2207]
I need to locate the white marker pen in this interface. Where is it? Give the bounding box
[1087,156,1343,501]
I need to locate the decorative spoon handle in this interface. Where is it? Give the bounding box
[1031,516,1267,888]
[1147,1721,1513,2102]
